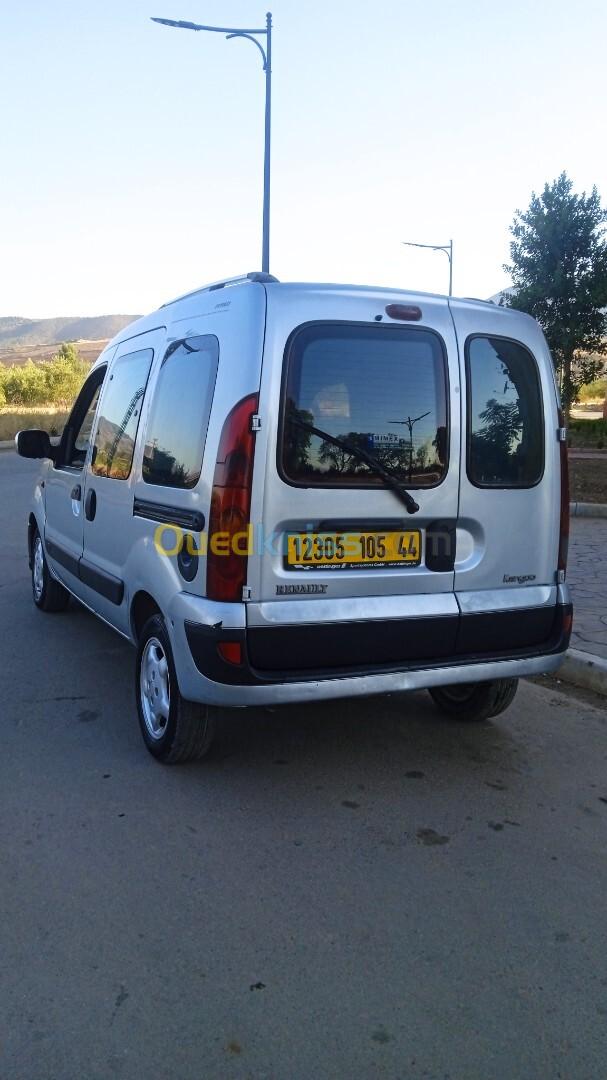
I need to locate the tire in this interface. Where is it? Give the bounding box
[31,529,70,613]
[135,613,216,764]
[428,678,519,723]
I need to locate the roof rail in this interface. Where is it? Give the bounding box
[161,271,279,308]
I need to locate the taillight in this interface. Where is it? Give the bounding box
[207,394,258,602]
[558,408,570,577]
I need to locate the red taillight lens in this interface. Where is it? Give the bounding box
[558,409,570,576]
[207,394,258,602]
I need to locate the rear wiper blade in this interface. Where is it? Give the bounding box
[288,416,420,515]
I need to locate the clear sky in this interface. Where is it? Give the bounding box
[1,0,606,318]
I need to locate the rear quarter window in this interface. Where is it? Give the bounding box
[142,335,219,489]
[280,322,449,489]
[466,335,544,488]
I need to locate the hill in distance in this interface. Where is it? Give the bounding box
[0,313,141,368]
[0,314,140,350]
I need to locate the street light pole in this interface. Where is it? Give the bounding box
[151,12,273,274]
[388,412,431,483]
[262,12,272,275]
[402,239,454,296]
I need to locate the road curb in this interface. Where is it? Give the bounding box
[557,649,607,698]
[569,502,607,518]
[0,440,15,452]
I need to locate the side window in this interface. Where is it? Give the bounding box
[142,335,219,489]
[466,336,544,488]
[58,366,107,469]
[92,349,153,480]
[75,384,102,454]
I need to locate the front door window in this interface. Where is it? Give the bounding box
[91,349,153,480]
[56,367,107,470]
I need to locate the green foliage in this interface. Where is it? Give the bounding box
[577,376,607,402]
[0,359,47,406]
[0,343,89,408]
[504,172,607,412]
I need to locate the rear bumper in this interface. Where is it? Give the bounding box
[177,594,573,706]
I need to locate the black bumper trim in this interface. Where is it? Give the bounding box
[185,604,573,687]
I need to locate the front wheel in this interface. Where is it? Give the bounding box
[31,530,70,612]
[136,613,216,764]
[428,678,519,723]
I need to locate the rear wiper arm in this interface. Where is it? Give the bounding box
[288,416,420,515]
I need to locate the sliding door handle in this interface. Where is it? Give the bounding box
[85,488,97,522]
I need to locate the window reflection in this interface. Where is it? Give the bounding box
[142,336,219,489]
[467,337,543,487]
[282,324,449,488]
[92,350,153,480]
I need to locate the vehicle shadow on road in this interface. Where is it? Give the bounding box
[40,599,529,799]
[189,690,528,798]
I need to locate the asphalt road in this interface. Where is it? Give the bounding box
[1,452,606,1080]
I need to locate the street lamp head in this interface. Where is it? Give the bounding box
[150,16,269,34]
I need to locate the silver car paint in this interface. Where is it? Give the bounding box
[449,299,560,597]
[33,278,567,708]
[248,284,462,610]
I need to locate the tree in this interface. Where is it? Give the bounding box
[54,342,81,365]
[504,172,607,418]
[43,342,89,406]
[283,400,314,474]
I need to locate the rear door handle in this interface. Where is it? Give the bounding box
[85,488,97,522]
[71,484,82,500]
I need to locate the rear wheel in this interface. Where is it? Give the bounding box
[31,530,70,612]
[428,678,519,722]
[136,613,216,764]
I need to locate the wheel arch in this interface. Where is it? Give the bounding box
[131,590,163,643]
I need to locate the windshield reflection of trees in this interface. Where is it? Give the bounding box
[469,344,530,483]
[285,400,445,485]
[145,445,193,487]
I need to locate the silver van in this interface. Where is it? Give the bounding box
[17,273,572,763]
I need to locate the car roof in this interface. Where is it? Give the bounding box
[102,273,526,355]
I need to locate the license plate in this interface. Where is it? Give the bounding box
[286,530,422,570]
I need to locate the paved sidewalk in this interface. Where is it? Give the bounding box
[568,516,607,661]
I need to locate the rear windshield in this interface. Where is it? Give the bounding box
[280,323,449,489]
[466,336,544,488]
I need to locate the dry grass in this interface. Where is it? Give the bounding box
[0,340,108,368]
[0,406,69,442]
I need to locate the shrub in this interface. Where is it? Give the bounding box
[2,359,48,406]
[578,377,607,403]
[0,343,89,409]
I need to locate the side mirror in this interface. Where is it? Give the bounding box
[15,429,56,462]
